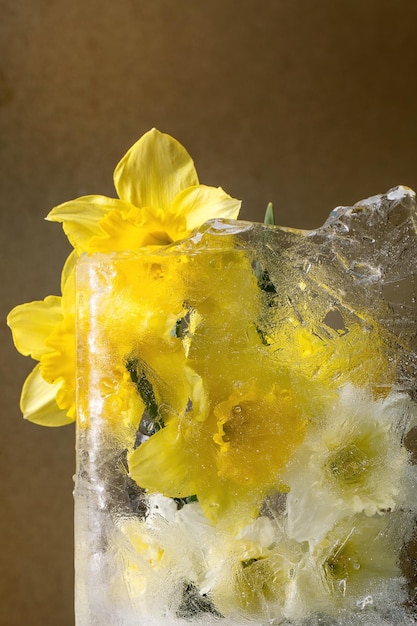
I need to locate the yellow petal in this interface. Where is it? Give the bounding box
[41,311,75,413]
[129,420,192,497]
[172,184,241,231]
[61,266,75,318]
[7,296,63,360]
[20,365,73,426]
[47,195,132,253]
[60,250,79,293]
[113,128,199,211]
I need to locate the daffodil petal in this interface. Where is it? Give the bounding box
[61,267,75,318]
[7,296,62,360]
[20,364,73,426]
[128,420,192,498]
[113,128,199,211]
[47,195,132,253]
[60,250,79,293]
[171,184,241,231]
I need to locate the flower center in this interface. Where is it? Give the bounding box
[324,538,361,585]
[326,443,371,485]
[221,405,245,443]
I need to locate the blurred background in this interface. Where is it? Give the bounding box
[1,1,417,624]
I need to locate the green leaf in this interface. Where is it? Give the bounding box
[264,202,275,225]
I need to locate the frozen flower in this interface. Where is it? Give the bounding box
[128,374,306,527]
[76,251,195,432]
[118,499,299,620]
[127,241,308,527]
[201,515,300,619]
[116,499,218,616]
[284,385,416,545]
[47,128,241,254]
[284,514,403,620]
[264,312,396,415]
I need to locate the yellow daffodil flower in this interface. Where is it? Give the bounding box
[129,375,305,527]
[8,130,241,426]
[7,261,76,425]
[127,243,307,527]
[76,251,193,432]
[46,128,241,254]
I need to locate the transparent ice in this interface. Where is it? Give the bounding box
[74,186,417,625]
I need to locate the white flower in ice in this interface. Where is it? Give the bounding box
[284,385,416,545]
[200,515,302,619]
[284,513,404,621]
[117,495,213,583]
[115,496,219,618]
[117,498,302,620]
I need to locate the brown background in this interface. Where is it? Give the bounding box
[1,1,417,624]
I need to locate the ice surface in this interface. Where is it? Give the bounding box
[74,186,417,625]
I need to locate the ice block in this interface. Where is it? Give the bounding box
[74,186,417,625]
